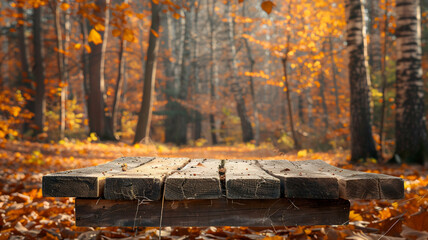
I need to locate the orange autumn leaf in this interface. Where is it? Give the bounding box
[261,1,275,14]
[123,28,135,42]
[150,29,159,38]
[88,29,102,45]
[94,23,105,31]
[60,3,70,11]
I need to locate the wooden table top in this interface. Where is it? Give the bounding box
[42,157,404,201]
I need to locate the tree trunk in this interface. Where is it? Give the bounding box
[318,65,329,135]
[393,0,428,165]
[133,1,160,144]
[54,1,66,139]
[87,0,115,140]
[33,6,46,136]
[243,1,260,145]
[208,0,218,145]
[328,37,341,118]
[368,0,382,74]
[80,13,90,124]
[226,0,253,143]
[111,35,126,136]
[346,0,378,161]
[17,5,35,134]
[165,6,192,145]
[379,0,389,161]
[191,1,202,140]
[281,36,300,150]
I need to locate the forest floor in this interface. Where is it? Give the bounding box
[0,140,427,240]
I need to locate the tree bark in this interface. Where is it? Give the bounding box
[243,0,260,145]
[208,0,218,145]
[368,0,382,74]
[87,0,115,140]
[379,0,389,160]
[133,1,160,144]
[226,0,254,143]
[393,0,428,165]
[346,0,378,161]
[17,4,35,133]
[33,6,46,136]
[328,37,341,118]
[281,35,300,150]
[53,0,66,139]
[111,34,127,136]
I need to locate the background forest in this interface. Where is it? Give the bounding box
[1,0,428,160]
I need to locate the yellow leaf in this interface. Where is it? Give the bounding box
[261,1,275,14]
[150,29,159,38]
[123,28,135,42]
[94,23,105,31]
[349,210,363,221]
[112,29,121,37]
[88,29,102,45]
[60,3,70,11]
[74,43,82,50]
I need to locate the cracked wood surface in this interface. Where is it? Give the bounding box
[258,160,340,199]
[104,157,190,200]
[42,157,154,198]
[43,157,404,201]
[225,160,280,199]
[164,159,222,200]
[75,198,350,227]
[295,160,404,199]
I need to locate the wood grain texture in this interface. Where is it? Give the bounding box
[258,160,339,199]
[164,159,222,200]
[104,157,190,200]
[75,198,350,227]
[296,160,404,199]
[225,160,280,199]
[42,157,154,198]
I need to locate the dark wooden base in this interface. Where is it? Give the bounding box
[75,198,350,227]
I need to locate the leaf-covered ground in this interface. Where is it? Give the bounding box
[0,140,427,240]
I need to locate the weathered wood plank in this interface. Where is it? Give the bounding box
[104,157,190,200]
[42,157,154,198]
[225,160,280,199]
[258,160,339,199]
[75,198,350,227]
[164,159,222,200]
[295,160,404,199]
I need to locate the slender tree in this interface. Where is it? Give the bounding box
[393,0,428,165]
[226,0,253,143]
[87,0,116,140]
[33,5,46,136]
[345,0,378,161]
[17,2,35,134]
[133,0,161,144]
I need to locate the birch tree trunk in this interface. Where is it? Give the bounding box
[393,0,428,165]
[226,1,254,143]
[346,0,378,161]
[133,1,160,144]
